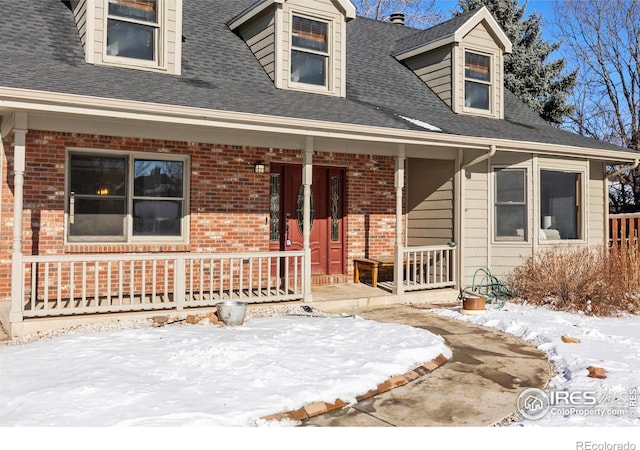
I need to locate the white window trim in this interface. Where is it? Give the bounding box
[491,165,530,245]
[286,11,335,94]
[64,148,190,245]
[462,47,497,117]
[102,0,167,71]
[537,166,587,245]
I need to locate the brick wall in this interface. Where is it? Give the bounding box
[0,130,402,302]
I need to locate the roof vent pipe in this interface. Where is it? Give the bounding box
[390,12,405,25]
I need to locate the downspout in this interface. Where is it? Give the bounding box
[606,158,640,179]
[462,144,496,169]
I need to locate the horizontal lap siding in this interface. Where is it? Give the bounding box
[405,46,452,107]
[589,161,606,245]
[407,159,454,247]
[463,162,488,286]
[239,9,277,81]
[73,0,88,48]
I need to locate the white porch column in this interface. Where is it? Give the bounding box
[10,127,27,323]
[393,145,405,295]
[302,137,313,302]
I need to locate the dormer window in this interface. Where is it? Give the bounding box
[228,0,354,97]
[291,16,329,87]
[106,0,159,62]
[464,51,491,110]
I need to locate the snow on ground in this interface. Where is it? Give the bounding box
[0,310,451,427]
[432,302,640,427]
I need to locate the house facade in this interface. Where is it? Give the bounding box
[0,0,636,337]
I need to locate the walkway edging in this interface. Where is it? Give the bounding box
[260,353,449,423]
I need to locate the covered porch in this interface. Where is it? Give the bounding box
[0,106,488,338]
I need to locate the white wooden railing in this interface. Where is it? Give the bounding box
[18,251,305,318]
[402,245,456,291]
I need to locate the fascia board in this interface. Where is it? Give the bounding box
[227,0,282,30]
[394,36,456,61]
[336,0,356,20]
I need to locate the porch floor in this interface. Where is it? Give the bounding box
[0,283,459,338]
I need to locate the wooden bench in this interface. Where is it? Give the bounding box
[353,258,396,288]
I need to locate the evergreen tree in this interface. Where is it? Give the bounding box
[456,0,577,125]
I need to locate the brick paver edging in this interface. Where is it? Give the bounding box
[260,353,449,423]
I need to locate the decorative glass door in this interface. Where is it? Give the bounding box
[269,163,344,275]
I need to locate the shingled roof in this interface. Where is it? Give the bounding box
[0,0,632,153]
[392,8,479,57]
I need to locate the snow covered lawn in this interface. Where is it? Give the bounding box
[0,312,451,427]
[433,303,640,427]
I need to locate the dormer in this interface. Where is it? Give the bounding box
[228,0,356,97]
[69,0,183,75]
[392,7,512,119]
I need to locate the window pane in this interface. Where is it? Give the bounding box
[69,199,126,237]
[291,50,326,85]
[540,171,581,240]
[465,81,489,110]
[108,0,157,22]
[107,19,155,60]
[133,200,181,235]
[331,177,340,242]
[70,154,126,196]
[134,160,183,197]
[292,16,327,52]
[496,205,526,240]
[270,174,280,242]
[465,52,490,81]
[496,170,525,203]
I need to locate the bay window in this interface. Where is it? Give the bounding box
[67,151,187,242]
[106,0,159,62]
[494,168,527,241]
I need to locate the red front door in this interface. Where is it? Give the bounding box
[269,163,344,275]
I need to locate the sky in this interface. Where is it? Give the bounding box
[1,302,639,449]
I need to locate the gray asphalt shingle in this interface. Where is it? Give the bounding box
[0,0,633,154]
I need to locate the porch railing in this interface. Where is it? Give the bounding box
[609,213,640,250]
[19,251,305,318]
[402,245,456,291]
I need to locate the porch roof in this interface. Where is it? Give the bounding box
[0,0,634,155]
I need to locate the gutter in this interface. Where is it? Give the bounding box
[607,158,640,179]
[462,144,496,169]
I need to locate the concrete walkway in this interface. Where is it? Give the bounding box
[304,305,552,427]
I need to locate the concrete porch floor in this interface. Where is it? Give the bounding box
[0,283,459,338]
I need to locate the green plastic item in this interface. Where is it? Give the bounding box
[461,267,514,310]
